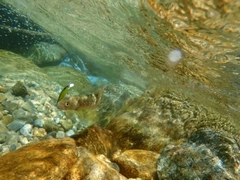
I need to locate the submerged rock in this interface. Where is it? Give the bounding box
[65,147,127,180]
[107,88,237,152]
[11,81,28,97]
[71,125,117,158]
[112,149,159,180]
[157,130,240,179]
[0,138,78,180]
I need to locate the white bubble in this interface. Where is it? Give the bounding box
[167,49,183,66]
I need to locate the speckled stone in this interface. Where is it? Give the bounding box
[12,108,34,123]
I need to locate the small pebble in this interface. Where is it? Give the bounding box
[33,127,47,138]
[33,119,43,128]
[56,131,65,138]
[66,129,75,137]
[20,124,33,137]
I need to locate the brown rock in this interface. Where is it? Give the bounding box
[65,146,127,180]
[113,149,159,180]
[0,138,78,180]
[71,125,118,157]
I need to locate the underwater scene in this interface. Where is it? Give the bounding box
[0,0,240,179]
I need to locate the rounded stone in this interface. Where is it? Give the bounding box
[65,129,75,137]
[19,124,33,137]
[60,119,73,132]
[33,119,43,128]
[56,131,65,138]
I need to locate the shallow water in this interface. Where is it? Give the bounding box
[0,0,240,178]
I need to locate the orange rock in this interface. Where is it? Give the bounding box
[65,146,127,180]
[0,138,78,180]
[112,149,159,180]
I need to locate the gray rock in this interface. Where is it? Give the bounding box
[60,119,73,132]
[33,119,43,128]
[0,93,7,103]
[2,100,19,113]
[5,132,19,145]
[56,131,65,138]
[12,108,33,123]
[11,81,28,97]
[19,124,33,137]
[6,120,25,131]
[9,143,18,152]
[21,100,35,113]
[65,129,75,137]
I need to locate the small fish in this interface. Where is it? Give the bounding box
[57,85,106,111]
[57,83,74,103]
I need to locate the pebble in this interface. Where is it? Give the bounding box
[33,119,43,128]
[0,132,7,143]
[60,119,73,131]
[1,115,13,126]
[65,129,75,137]
[12,108,33,123]
[2,100,19,113]
[6,120,25,131]
[56,131,65,138]
[0,123,9,133]
[5,132,19,145]
[9,143,18,151]
[33,127,47,138]
[19,136,29,145]
[43,119,59,133]
[21,100,35,113]
[19,124,33,137]
[0,93,6,102]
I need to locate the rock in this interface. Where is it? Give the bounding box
[19,136,29,145]
[65,146,127,180]
[42,119,59,133]
[0,123,8,133]
[6,120,25,131]
[157,130,240,179]
[12,108,34,123]
[33,119,43,128]
[66,129,75,137]
[42,66,93,93]
[56,131,65,138]
[0,93,6,102]
[106,89,236,152]
[21,100,35,113]
[60,119,73,131]
[9,143,18,151]
[11,81,28,97]
[19,124,33,137]
[0,86,7,93]
[0,132,7,143]
[2,100,19,113]
[1,114,13,126]
[32,127,47,138]
[112,149,159,180]
[4,132,19,145]
[0,138,78,180]
[24,42,67,66]
[71,125,117,157]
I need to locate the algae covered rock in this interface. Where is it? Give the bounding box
[157,130,240,179]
